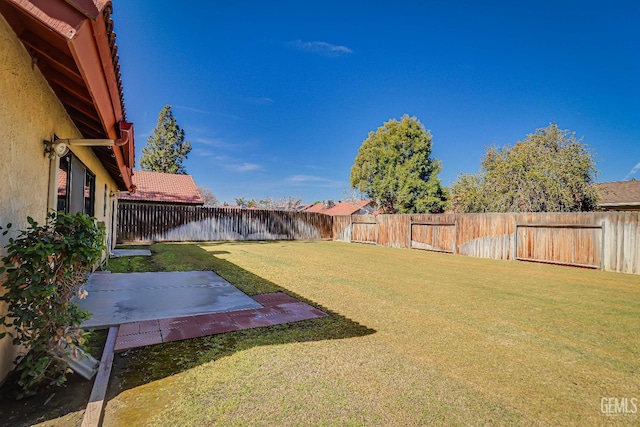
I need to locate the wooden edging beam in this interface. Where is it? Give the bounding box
[81,326,119,427]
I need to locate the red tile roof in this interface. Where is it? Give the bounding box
[305,203,329,213]
[304,201,376,216]
[119,171,204,205]
[594,180,640,210]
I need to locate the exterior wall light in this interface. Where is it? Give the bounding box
[44,140,69,159]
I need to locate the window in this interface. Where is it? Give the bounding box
[57,155,70,212]
[84,169,95,216]
[103,184,108,217]
[57,152,95,216]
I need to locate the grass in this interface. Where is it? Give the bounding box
[99,241,640,426]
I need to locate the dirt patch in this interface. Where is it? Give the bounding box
[0,330,107,427]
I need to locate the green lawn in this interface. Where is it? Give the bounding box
[101,241,639,426]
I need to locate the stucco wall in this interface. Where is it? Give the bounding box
[0,15,119,383]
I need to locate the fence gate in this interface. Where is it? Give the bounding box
[513,221,605,270]
[350,218,378,245]
[409,220,458,254]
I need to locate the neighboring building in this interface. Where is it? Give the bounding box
[0,1,135,383]
[304,200,377,216]
[295,203,314,212]
[594,180,640,211]
[119,170,204,206]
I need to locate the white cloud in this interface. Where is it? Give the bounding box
[192,148,215,157]
[193,136,237,149]
[623,161,640,180]
[194,150,263,172]
[287,40,353,57]
[622,162,640,181]
[244,97,274,105]
[174,105,211,114]
[286,175,344,187]
[227,162,263,172]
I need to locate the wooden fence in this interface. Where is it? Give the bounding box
[117,204,333,243]
[333,212,640,275]
[117,204,639,275]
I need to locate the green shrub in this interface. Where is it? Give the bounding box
[0,212,105,398]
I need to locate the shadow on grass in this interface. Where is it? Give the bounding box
[0,241,374,427]
[106,242,376,399]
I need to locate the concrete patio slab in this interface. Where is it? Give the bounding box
[76,271,263,328]
[110,249,152,257]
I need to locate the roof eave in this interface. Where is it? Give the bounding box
[67,5,134,192]
[2,0,134,192]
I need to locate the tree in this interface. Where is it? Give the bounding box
[450,123,599,213]
[233,196,302,210]
[350,115,446,213]
[197,186,219,207]
[140,105,192,174]
[234,197,258,208]
[277,196,303,210]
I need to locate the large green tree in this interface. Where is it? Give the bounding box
[450,123,599,213]
[350,115,446,213]
[140,105,192,174]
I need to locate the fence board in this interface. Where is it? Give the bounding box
[330,211,639,274]
[117,205,639,275]
[117,204,332,243]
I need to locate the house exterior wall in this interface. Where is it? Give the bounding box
[0,16,118,383]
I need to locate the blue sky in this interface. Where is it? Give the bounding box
[112,1,640,205]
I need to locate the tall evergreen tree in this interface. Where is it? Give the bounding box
[350,115,446,213]
[140,105,192,174]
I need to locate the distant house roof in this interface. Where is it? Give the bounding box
[305,203,329,213]
[296,204,314,212]
[594,180,640,211]
[119,171,204,205]
[304,200,376,216]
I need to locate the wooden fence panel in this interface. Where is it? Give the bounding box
[117,204,332,243]
[515,212,601,269]
[117,204,639,275]
[342,211,638,274]
[332,215,352,241]
[351,215,378,244]
[377,215,411,248]
[603,211,640,275]
[409,214,457,253]
[455,213,514,260]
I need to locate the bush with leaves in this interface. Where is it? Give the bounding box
[450,123,598,213]
[0,212,105,398]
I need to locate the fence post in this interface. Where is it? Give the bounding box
[409,217,413,249]
[600,221,605,271]
[512,219,518,261]
[375,216,379,245]
[351,215,355,243]
[453,220,458,255]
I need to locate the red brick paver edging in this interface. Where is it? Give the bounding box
[113,293,327,352]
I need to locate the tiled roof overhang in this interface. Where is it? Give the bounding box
[0,0,135,192]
